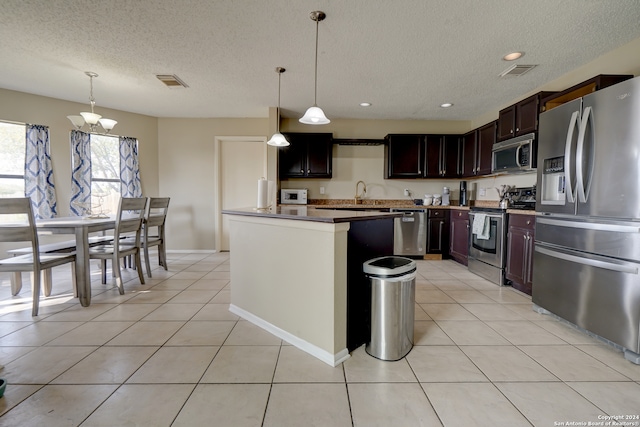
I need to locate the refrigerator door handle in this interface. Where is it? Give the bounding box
[576,106,593,203]
[535,246,639,274]
[564,111,580,203]
[537,217,640,233]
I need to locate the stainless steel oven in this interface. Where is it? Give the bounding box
[468,209,507,286]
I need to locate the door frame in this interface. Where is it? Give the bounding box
[214,136,268,252]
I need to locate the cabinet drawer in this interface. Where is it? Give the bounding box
[509,214,535,229]
[428,209,448,218]
[452,210,469,220]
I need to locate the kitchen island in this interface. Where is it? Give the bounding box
[222,206,399,366]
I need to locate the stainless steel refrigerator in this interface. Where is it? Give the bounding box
[534,76,640,363]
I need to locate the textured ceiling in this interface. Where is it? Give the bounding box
[1,0,639,121]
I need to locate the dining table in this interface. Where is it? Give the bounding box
[36,215,117,307]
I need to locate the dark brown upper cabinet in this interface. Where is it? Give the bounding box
[385,134,461,179]
[497,92,554,141]
[424,135,461,178]
[384,134,424,178]
[462,121,495,177]
[476,121,496,175]
[279,133,333,179]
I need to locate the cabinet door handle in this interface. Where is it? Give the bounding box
[516,127,520,132]
[526,220,531,225]
[307,169,310,173]
[300,169,304,173]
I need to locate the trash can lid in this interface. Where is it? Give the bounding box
[363,256,416,277]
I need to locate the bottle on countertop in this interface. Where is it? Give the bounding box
[459,181,468,206]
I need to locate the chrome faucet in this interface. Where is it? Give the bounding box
[354,180,367,204]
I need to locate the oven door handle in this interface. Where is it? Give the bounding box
[470,213,503,219]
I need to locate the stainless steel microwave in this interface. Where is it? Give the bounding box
[492,133,536,174]
[280,188,308,205]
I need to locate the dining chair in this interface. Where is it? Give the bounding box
[140,197,170,277]
[88,197,147,294]
[123,197,170,278]
[0,198,77,316]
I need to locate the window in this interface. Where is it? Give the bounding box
[0,122,26,198]
[91,134,120,215]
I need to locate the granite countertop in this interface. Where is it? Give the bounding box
[222,206,402,223]
[507,209,537,215]
[308,199,471,210]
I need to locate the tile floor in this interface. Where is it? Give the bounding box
[0,252,639,426]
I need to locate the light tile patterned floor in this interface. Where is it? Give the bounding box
[0,253,639,426]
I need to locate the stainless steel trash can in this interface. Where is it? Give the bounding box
[363,256,417,361]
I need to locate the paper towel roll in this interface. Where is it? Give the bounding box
[257,178,269,209]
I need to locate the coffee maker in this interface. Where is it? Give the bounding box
[459,181,468,206]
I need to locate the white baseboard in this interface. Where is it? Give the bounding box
[229,304,350,367]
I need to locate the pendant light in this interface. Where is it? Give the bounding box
[267,67,290,147]
[299,11,330,125]
[67,71,118,133]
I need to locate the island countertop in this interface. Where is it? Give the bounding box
[222,206,402,223]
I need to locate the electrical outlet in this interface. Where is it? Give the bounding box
[320,186,325,195]
[479,188,486,196]
[403,189,410,196]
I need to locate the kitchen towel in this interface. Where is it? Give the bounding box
[472,213,490,240]
[257,178,269,209]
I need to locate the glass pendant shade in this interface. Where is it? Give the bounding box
[80,111,101,125]
[299,105,330,125]
[67,115,85,130]
[98,118,117,132]
[267,132,290,147]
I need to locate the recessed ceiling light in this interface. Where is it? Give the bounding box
[440,103,453,108]
[359,102,372,107]
[503,52,524,61]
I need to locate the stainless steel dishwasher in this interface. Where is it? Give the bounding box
[391,208,426,256]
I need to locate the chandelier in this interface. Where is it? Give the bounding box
[67,71,117,133]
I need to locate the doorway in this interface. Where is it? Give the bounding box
[216,136,267,251]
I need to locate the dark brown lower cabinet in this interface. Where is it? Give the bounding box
[505,214,535,295]
[449,209,469,265]
[427,209,449,255]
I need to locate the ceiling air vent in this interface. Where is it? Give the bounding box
[499,64,537,78]
[156,74,189,88]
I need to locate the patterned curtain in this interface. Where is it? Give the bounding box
[70,130,92,216]
[25,124,57,219]
[119,136,142,197]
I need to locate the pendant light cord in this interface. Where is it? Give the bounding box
[277,71,282,133]
[313,18,319,106]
